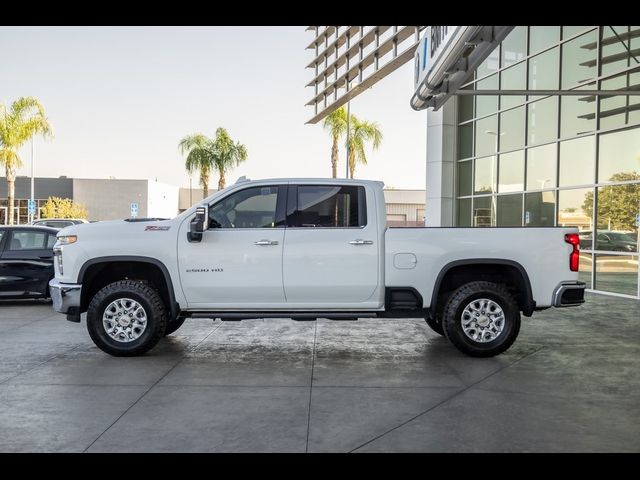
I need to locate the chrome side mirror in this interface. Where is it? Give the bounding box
[188,205,208,243]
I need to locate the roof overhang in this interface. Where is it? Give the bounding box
[410,26,514,111]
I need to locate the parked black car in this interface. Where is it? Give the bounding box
[579,230,638,252]
[0,225,59,299]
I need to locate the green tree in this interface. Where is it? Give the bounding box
[346,116,383,179]
[179,128,247,197]
[582,172,640,231]
[211,127,248,190]
[323,106,348,178]
[0,97,52,225]
[40,196,88,220]
[179,133,214,198]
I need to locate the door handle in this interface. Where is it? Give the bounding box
[254,240,279,246]
[349,239,373,245]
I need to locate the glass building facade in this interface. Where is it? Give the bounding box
[455,26,640,298]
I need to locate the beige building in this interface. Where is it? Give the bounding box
[383,190,425,226]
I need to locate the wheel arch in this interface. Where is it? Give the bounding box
[78,256,179,318]
[431,259,535,316]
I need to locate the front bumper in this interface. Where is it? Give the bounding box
[49,278,82,322]
[552,281,586,307]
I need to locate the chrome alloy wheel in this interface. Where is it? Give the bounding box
[461,298,505,343]
[102,298,148,343]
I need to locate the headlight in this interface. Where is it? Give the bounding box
[57,235,77,245]
[53,247,64,275]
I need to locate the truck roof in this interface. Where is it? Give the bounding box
[234,177,385,188]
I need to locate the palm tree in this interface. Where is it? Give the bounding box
[210,127,248,190]
[346,117,383,179]
[179,133,215,198]
[0,97,52,225]
[323,107,348,178]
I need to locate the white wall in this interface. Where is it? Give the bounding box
[147,180,179,219]
[425,99,456,227]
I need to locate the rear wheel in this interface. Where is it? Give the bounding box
[86,280,167,356]
[442,281,520,357]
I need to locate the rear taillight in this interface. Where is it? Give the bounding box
[565,233,580,272]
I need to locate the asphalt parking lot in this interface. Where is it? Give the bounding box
[0,292,639,452]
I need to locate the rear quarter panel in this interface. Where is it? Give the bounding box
[385,227,580,308]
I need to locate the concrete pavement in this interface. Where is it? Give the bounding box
[0,293,638,452]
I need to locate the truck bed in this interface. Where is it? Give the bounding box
[385,227,579,309]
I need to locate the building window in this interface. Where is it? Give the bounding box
[457,198,471,227]
[472,196,495,227]
[475,115,498,157]
[497,194,523,226]
[529,26,560,55]
[525,191,556,226]
[499,106,526,152]
[500,63,526,110]
[527,96,558,146]
[498,151,524,193]
[526,143,557,190]
[597,127,640,184]
[476,74,499,118]
[528,48,559,90]
[474,156,496,195]
[457,160,473,197]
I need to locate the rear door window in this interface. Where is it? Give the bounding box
[287,185,367,228]
[9,231,48,250]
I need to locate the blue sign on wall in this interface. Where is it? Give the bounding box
[131,202,138,218]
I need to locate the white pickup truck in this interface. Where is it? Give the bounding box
[49,177,585,357]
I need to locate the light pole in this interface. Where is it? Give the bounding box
[345,99,351,179]
[484,130,504,226]
[30,136,34,223]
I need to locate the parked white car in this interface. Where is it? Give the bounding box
[50,178,585,357]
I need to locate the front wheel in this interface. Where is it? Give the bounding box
[442,281,521,357]
[86,280,168,356]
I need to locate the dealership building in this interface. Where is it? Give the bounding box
[305,26,640,299]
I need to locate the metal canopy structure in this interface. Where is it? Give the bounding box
[305,26,426,124]
[411,26,640,111]
[411,26,514,111]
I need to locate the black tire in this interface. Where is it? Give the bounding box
[425,316,445,336]
[441,281,520,357]
[86,280,168,357]
[164,316,187,336]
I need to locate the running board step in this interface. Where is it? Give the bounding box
[189,312,378,321]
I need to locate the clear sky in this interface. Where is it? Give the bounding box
[0,26,427,189]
